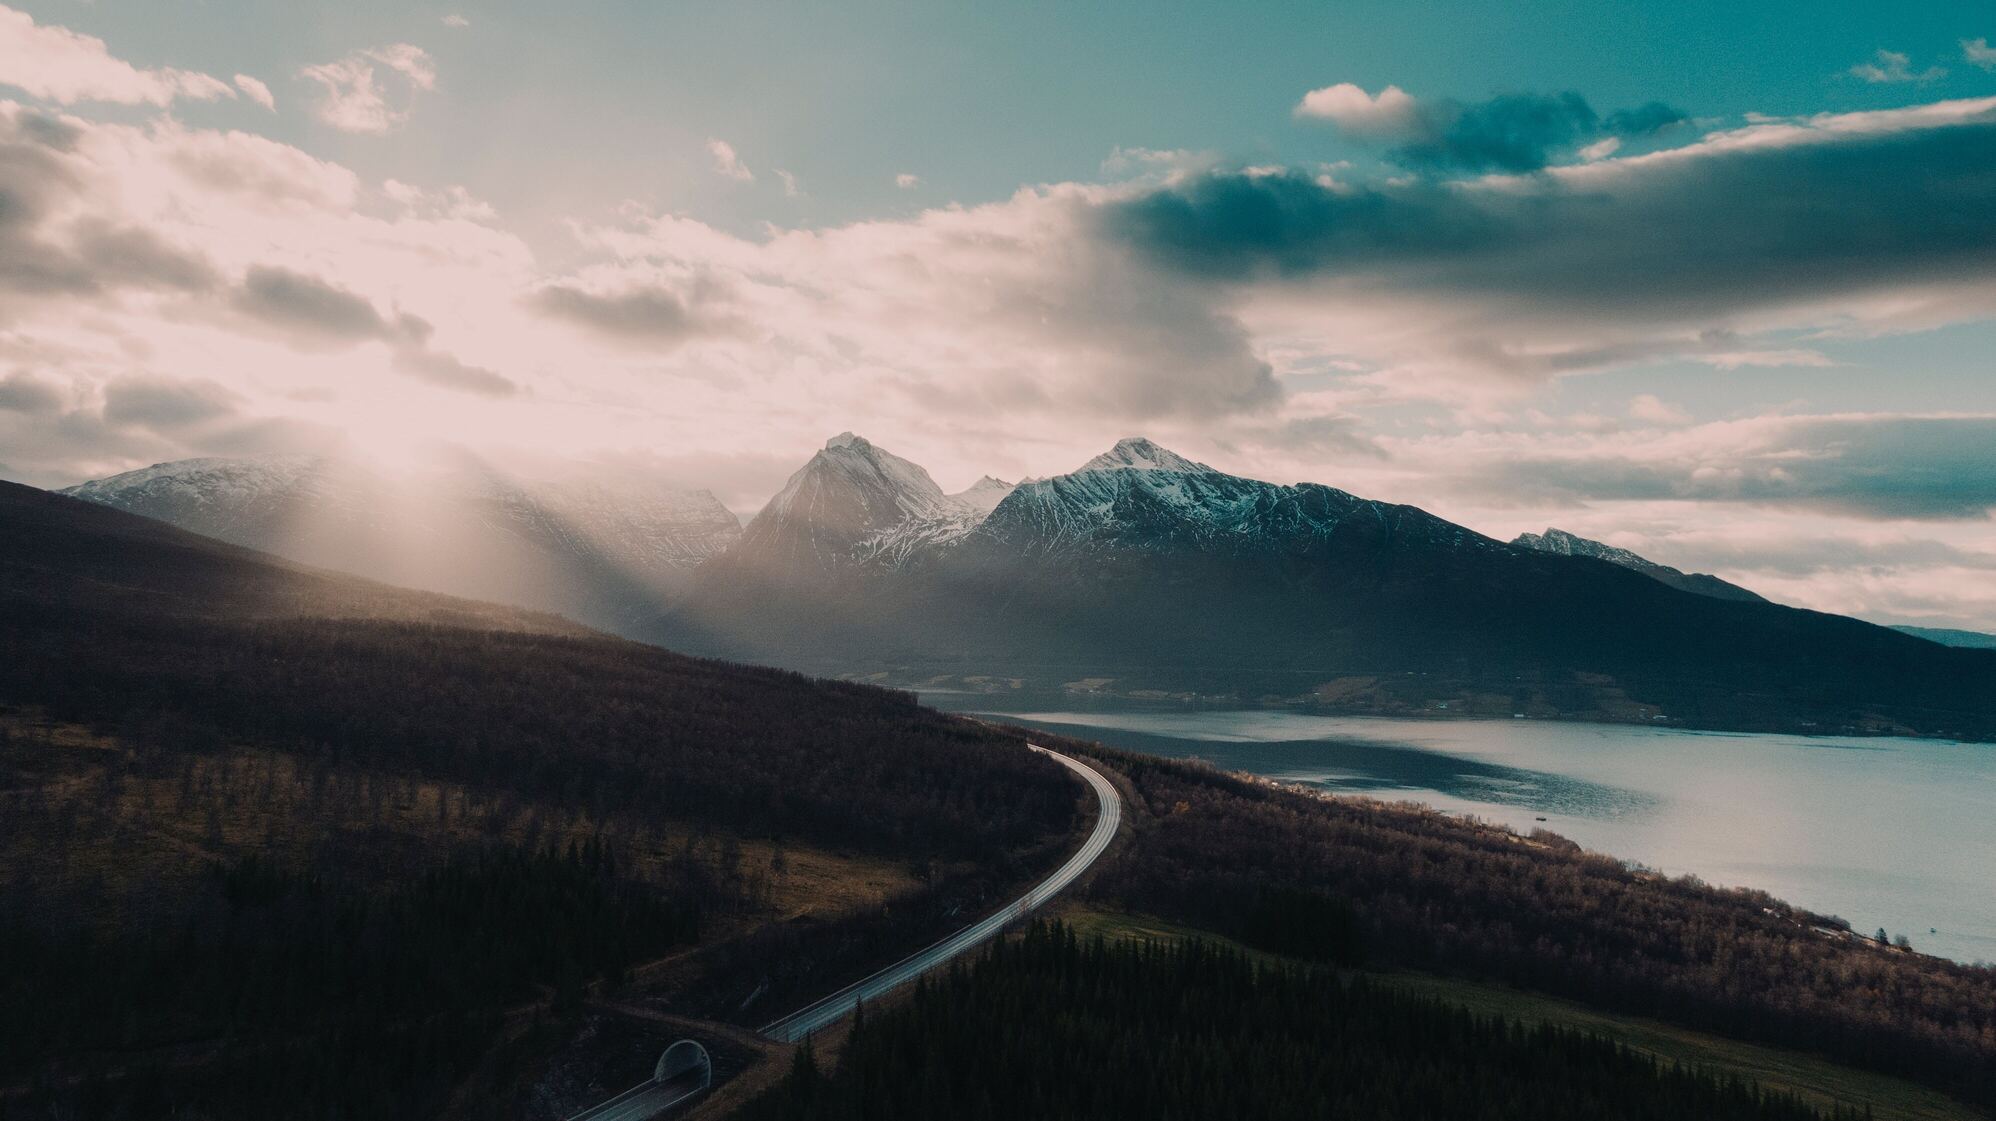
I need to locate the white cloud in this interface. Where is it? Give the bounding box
[233,74,275,111]
[1966,38,1996,71]
[1848,49,1945,84]
[894,172,920,189]
[299,44,436,134]
[706,138,753,182]
[382,178,497,222]
[1692,349,1833,370]
[1292,82,1420,135]
[1578,136,1621,161]
[442,14,471,29]
[1099,146,1221,184]
[0,4,234,106]
[776,168,802,197]
[1627,394,1689,426]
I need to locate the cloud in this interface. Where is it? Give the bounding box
[442,14,471,29]
[1849,49,1945,84]
[233,74,275,111]
[1293,83,1420,134]
[1226,412,1388,460]
[777,169,802,197]
[1104,97,1996,386]
[234,265,391,341]
[895,172,920,188]
[101,374,239,429]
[530,281,724,344]
[1968,38,1996,70]
[299,44,436,134]
[549,190,1281,421]
[0,101,548,487]
[1692,349,1833,370]
[706,138,753,182]
[0,370,60,414]
[1100,146,1221,182]
[1293,84,1687,172]
[0,5,234,106]
[1471,414,1996,520]
[227,267,509,396]
[1627,394,1689,425]
[0,110,220,305]
[382,179,497,221]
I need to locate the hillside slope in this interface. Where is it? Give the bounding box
[0,481,1076,1120]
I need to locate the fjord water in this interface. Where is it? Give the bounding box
[928,699,1996,964]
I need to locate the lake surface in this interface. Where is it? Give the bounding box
[925,697,1996,964]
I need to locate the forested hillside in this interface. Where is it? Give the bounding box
[0,483,1079,1118]
[735,923,1864,1121]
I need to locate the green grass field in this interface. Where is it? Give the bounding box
[1058,906,1988,1121]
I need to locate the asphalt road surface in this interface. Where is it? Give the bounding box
[758,744,1122,1042]
[567,1068,708,1121]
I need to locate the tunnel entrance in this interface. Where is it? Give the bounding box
[655,1039,712,1090]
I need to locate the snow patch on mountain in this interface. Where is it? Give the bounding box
[1512,527,1765,603]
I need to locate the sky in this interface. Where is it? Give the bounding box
[2,1,1995,629]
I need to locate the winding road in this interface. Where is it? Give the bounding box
[566,743,1120,1120]
[758,744,1122,1042]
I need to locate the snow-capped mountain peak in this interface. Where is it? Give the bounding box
[764,432,953,525]
[1079,437,1211,475]
[951,475,1016,516]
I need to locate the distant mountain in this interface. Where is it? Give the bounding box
[1893,625,1996,650]
[731,432,1000,575]
[1511,528,1765,603]
[660,435,1996,739]
[62,454,738,631]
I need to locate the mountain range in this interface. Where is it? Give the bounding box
[658,435,1996,737]
[61,453,740,631]
[57,435,1996,737]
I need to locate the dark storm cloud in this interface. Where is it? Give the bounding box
[1390,92,1604,173]
[1102,110,1996,326]
[0,370,62,414]
[233,264,388,339]
[101,374,239,429]
[1103,172,1498,279]
[529,281,725,343]
[1304,89,1692,173]
[232,267,511,395]
[1482,416,1996,520]
[1603,101,1690,137]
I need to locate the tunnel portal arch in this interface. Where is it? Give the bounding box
[655,1040,712,1089]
